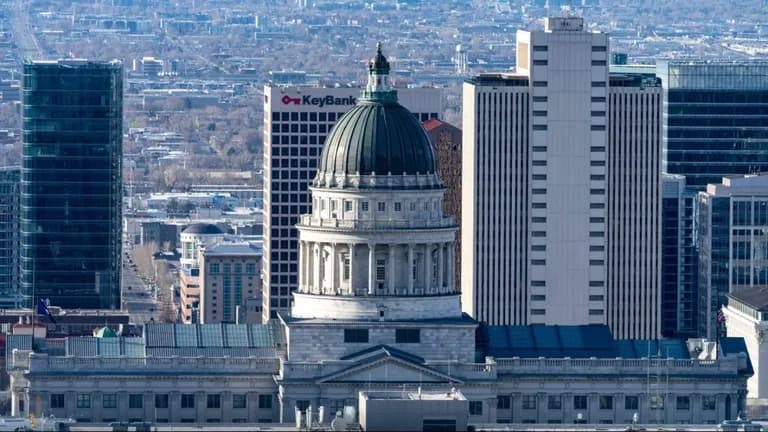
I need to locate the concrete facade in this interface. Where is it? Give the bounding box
[462,17,662,339]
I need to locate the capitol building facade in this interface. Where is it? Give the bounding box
[7,47,753,428]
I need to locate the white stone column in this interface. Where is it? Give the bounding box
[305,241,313,292]
[388,244,396,295]
[348,243,356,296]
[329,243,337,295]
[447,244,455,292]
[437,243,444,293]
[298,240,305,292]
[368,244,376,295]
[313,243,321,295]
[407,244,414,295]
[423,244,432,293]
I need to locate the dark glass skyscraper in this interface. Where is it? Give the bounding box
[658,61,768,337]
[0,166,21,308]
[21,60,122,309]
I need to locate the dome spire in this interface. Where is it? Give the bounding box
[362,42,397,103]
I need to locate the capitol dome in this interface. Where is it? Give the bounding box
[314,43,438,187]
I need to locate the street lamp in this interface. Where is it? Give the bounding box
[575,412,585,424]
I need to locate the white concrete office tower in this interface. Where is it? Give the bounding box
[607,72,662,339]
[463,17,662,338]
[262,76,442,322]
[463,17,609,326]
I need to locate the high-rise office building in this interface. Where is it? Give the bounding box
[658,61,768,337]
[661,174,690,337]
[606,72,662,339]
[424,119,462,289]
[463,17,662,338]
[698,174,768,338]
[21,60,123,309]
[262,84,442,321]
[0,166,21,309]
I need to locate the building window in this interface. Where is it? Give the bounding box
[625,396,639,410]
[592,60,607,66]
[296,400,310,411]
[181,394,195,409]
[533,59,548,66]
[246,263,256,274]
[589,295,604,301]
[361,201,369,212]
[592,45,607,52]
[522,395,537,410]
[650,395,665,410]
[129,394,143,409]
[76,394,91,409]
[395,328,420,343]
[344,200,352,212]
[591,81,606,87]
[377,202,386,212]
[548,396,562,410]
[599,396,613,410]
[259,395,273,409]
[531,309,546,315]
[331,200,338,212]
[677,396,690,410]
[589,309,604,315]
[574,395,587,410]
[342,255,350,281]
[394,202,402,212]
[532,45,548,52]
[533,81,548,87]
[223,263,231,273]
[210,263,219,274]
[50,394,64,409]
[376,259,386,282]
[469,401,483,416]
[531,295,546,301]
[155,394,169,409]
[410,202,416,211]
[532,125,548,131]
[103,394,117,409]
[497,395,511,410]
[702,396,715,411]
[233,394,247,409]
[344,329,369,343]
[207,394,221,409]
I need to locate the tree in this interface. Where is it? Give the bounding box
[132,242,159,284]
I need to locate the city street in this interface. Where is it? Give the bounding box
[121,246,162,324]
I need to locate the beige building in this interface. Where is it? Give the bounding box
[199,242,262,324]
[179,270,200,323]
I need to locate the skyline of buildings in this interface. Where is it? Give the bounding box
[3,44,756,429]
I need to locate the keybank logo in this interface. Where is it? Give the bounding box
[281,95,357,107]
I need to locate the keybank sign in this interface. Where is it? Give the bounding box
[281,94,357,107]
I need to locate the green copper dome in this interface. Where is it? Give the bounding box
[316,44,437,179]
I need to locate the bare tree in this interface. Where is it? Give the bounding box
[132,242,159,284]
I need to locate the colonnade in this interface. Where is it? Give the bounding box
[298,241,455,296]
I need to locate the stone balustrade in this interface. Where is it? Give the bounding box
[493,356,745,376]
[278,355,745,382]
[26,353,280,374]
[298,214,455,230]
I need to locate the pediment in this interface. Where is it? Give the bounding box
[317,354,462,384]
